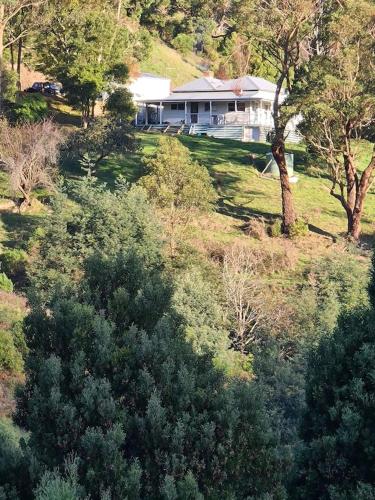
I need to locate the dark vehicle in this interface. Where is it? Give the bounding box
[26,82,44,93]
[25,81,62,96]
[44,82,62,96]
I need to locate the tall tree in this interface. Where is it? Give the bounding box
[0,1,44,109]
[235,0,320,234]
[296,0,375,240]
[294,269,375,498]
[34,2,131,126]
[0,119,63,209]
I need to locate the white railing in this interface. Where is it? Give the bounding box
[179,111,274,127]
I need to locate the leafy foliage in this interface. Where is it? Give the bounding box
[294,307,375,499]
[172,33,195,55]
[105,88,136,121]
[34,3,134,123]
[28,179,162,305]
[0,272,13,292]
[65,117,138,174]
[140,136,216,254]
[10,95,49,124]
[10,180,286,498]
[0,248,28,280]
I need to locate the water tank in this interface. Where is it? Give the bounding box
[264,153,294,177]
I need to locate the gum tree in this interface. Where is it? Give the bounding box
[297,0,375,241]
[235,0,320,234]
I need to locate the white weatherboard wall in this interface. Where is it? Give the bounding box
[129,73,171,102]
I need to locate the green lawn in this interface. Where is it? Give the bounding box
[89,133,375,243]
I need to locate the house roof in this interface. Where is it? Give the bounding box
[173,76,279,94]
[139,75,282,102]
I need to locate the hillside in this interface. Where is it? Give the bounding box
[141,39,204,87]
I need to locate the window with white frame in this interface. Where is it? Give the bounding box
[204,102,210,112]
[237,102,246,112]
[228,102,235,112]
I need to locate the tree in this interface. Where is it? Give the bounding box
[34,3,132,126]
[223,243,269,354]
[105,87,136,122]
[235,0,320,234]
[66,117,138,175]
[27,179,164,307]
[297,0,375,240]
[0,0,44,105]
[12,181,285,498]
[140,136,217,255]
[0,119,63,209]
[294,305,375,499]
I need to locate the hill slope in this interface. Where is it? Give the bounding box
[141,40,204,87]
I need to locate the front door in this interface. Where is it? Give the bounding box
[190,102,199,123]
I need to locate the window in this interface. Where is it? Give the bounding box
[237,102,246,112]
[204,102,210,112]
[228,102,235,112]
[171,103,185,111]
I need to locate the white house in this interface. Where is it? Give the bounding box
[136,75,301,143]
[128,72,171,102]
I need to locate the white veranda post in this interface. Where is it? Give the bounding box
[159,102,163,125]
[184,101,187,124]
[209,101,212,124]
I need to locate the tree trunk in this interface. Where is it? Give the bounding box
[272,133,297,234]
[10,43,15,71]
[0,5,5,115]
[343,149,375,241]
[17,39,22,90]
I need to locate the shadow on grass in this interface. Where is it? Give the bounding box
[308,223,337,242]
[0,212,42,249]
[217,197,278,222]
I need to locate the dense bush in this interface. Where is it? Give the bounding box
[294,308,375,499]
[268,219,282,237]
[0,418,28,498]
[28,179,162,304]
[10,94,49,124]
[105,88,136,121]
[289,219,309,238]
[4,180,286,498]
[0,249,28,280]
[0,329,24,373]
[172,33,195,55]
[0,273,13,292]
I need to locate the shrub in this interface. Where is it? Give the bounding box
[0,273,13,293]
[0,249,28,279]
[0,418,29,497]
[268,219,282,237]
[105,88,136,121]
[11,94,49,124]
[289,219,309,238]
[0,329,23,373]
[244,217,267,240]
[172,34,195,55]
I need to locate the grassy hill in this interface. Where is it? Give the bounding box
[85,133,375,245]
[141,39,204,87]
[1,132,374,414]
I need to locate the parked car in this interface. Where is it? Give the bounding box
[25,81,63,96]
[44,82,62,96]
[26,82,45,93]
